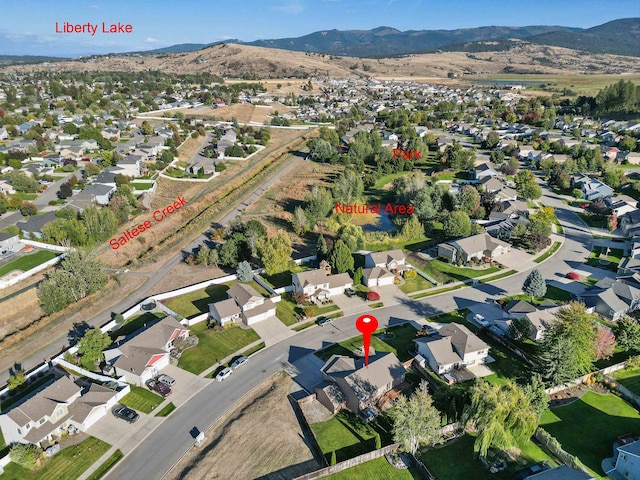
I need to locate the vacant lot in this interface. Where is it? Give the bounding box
[166,373,320,480]
[540,390,640,478]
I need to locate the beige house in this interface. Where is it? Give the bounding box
[362,249,409,287]
[103,316,189,386]
[414,323,489,375]
[226,283,276,325]
[438,233,510,264]
[315,351,405,415]
[0,376,120,446]
[292,269,353,303]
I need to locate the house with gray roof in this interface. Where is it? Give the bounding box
[315,351,405,415]
[438,233,510,264]
[292,269,353,303]
[224,283,276,325]
[571,174,614,201]
[208,298,241,326]
[103,316,189,385]
[16,211,58,239]
[414,322,489,377]
[0,376,120,446]
[603,437,640,480]
[362,249,409,286]
[576,275,640,321]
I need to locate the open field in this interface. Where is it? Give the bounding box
[540,391,640,479]
[177,133,209,163]
[166,373,320,480]
[181,101,293,124]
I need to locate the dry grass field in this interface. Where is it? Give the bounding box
[179,102,293,124]
[177,134,209,163]
[167,373,320,480]
[6,42,638,79]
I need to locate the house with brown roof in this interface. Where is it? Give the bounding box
[0,376,120,446]
[292,269,353,304]
[315,351,405,415]
[208,298,242,326]
[103,316,189,385]
[414,323,489,376]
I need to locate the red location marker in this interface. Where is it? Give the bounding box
[356,314,379,367]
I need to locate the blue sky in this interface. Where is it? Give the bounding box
[1,0,638,56]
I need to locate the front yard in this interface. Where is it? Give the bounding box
[585,246,623,272]
[540,390,640,479]
[310,411,393,463]
[0,436,110,480]
[398,273,433,294]
[177,323,260,374]
[119,385,164,414]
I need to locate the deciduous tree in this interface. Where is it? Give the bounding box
[257,233,292,275]
[595,325,616,360]
[443,210,471,238]
[613,316,640,351]
[515,170,542,200]
[77,327,111,370]
[509,317,534,342]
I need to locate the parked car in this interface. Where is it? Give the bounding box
[580,204,590,209]
[317,316,334,326]
[215,367,233,382]
[146,379,171,397]
[344,288,356,298]
[565,272,580,280]
[113,406,139,423]
[45,444,60,457]
[473,314,489,327]
[230,356,249,370]
[156,374,176,387]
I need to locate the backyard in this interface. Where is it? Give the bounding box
[0,250,59,277]
[540,390,640,479]
[419,434,557,480]
[119,385,164,414]
[613,366,640,396]
[260,261,313,289]
[324,456,421,479]
[109,312,166,340]
[0,436,110,480]
[177,322,260,374]
[162,280,270,318]
[310,410,394,463]
[410,256,500,284]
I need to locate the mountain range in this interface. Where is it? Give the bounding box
[141,18,639,58]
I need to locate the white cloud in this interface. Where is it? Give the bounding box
[143,37,160,44]
[89,4,100,8]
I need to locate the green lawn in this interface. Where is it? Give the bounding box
[11,192,38,201]
[1,436,110,480]
[540,391,640,479]
[85,449,123,480]
[119,385,164,414]
[419,434,556,480]
[398,274,433,294]
[311,411,393,463]
[316,323,417,363]
[109,312,166,340]
[613,367,640,396]
[162,280,270,318]
[0,250,59,277]
[261,262,313,289]
[131,182,154,190]
[155,402,176,417]
[578,212,607,228]
[411,284,465,299]
[314,303,340,315]
[502,285,573,306]
[585,246,623,272]
[479,270,517,283]
[483,339,533,385]
[325,456,421,479]
[275,293,300,326]
[419,259,500,283]
[177,323,260,374]
[533,242,561,263]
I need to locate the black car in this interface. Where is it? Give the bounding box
[113,406,139,423]
[344,288,356,298]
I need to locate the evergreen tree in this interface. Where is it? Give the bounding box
[522,269,546,301]
[329,240,354,273]
[236,260,253,282]
[316,234,328,260]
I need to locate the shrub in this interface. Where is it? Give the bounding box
[304,306,315,318]
[7,370,26,390]
[374,433,382,449]
[10,443,41,469]
[330,450,337,465]
[404,269,417,279]
[114,313,125,324]
[627,355,640,368]
[367,291,380,301]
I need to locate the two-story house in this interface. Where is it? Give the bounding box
[438,233,510,264]
[292,269,353,303]
[362,249,409,287]
[414,323,489,376]
[225,283,276,325]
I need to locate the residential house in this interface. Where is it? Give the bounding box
[208,298,242,326]
[0,376,120,446]
[414,322,489,375]
[603,437,640,480]
[103,315,189,385]
[315,351,405,415]
[620,210,640,236]
[115,154,144,178]
[101,127,120,141]
[188,159,215,176]
[16,211,58,239]
[525,465,593,479]
[0,232,23,256]
[0,179,16,195]
[362,249,409,286]
[522,306,562,342]
[437,233,510,264]
[0,127,8,140]
[226,283,276,325]
[577,275,640,321]
[473,163,500,181]
[605,196,637,217]
[571,174,614,201]
[484,211,529,240]
[72,184,116,207]
[292,269,353,303]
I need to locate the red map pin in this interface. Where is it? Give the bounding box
[356,314,379,367]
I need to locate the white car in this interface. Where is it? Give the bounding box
[230,356,249,370]
[215,367,233,382]
[156,374,176,386]
[473,314,489,327]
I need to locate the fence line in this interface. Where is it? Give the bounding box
[0,253,65,289]
[544,361,626,395]
[152,274,238,301]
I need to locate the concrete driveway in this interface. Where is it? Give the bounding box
[249,316,293,347]
[87,405,163,454]
[331,292,367,315]
[160,364,209,407]
[466,303,504,324]
[496,248,536,271]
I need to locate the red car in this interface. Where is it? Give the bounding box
[566,272,580,280]
[146,379,171,397]
[579,204,590,209]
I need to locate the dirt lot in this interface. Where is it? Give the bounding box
[167,373,320,480]
[146,262,229,296]
[182,102,292,124]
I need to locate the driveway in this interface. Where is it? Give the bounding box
[466,303,504,324]
[495,248,536,271]
[289,352,326,393]
[87,405,163,454]
[159,364,209,407]
[250,315,294,347]
[331,292,367,315]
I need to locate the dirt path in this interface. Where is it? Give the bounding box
[167,373,320,480]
